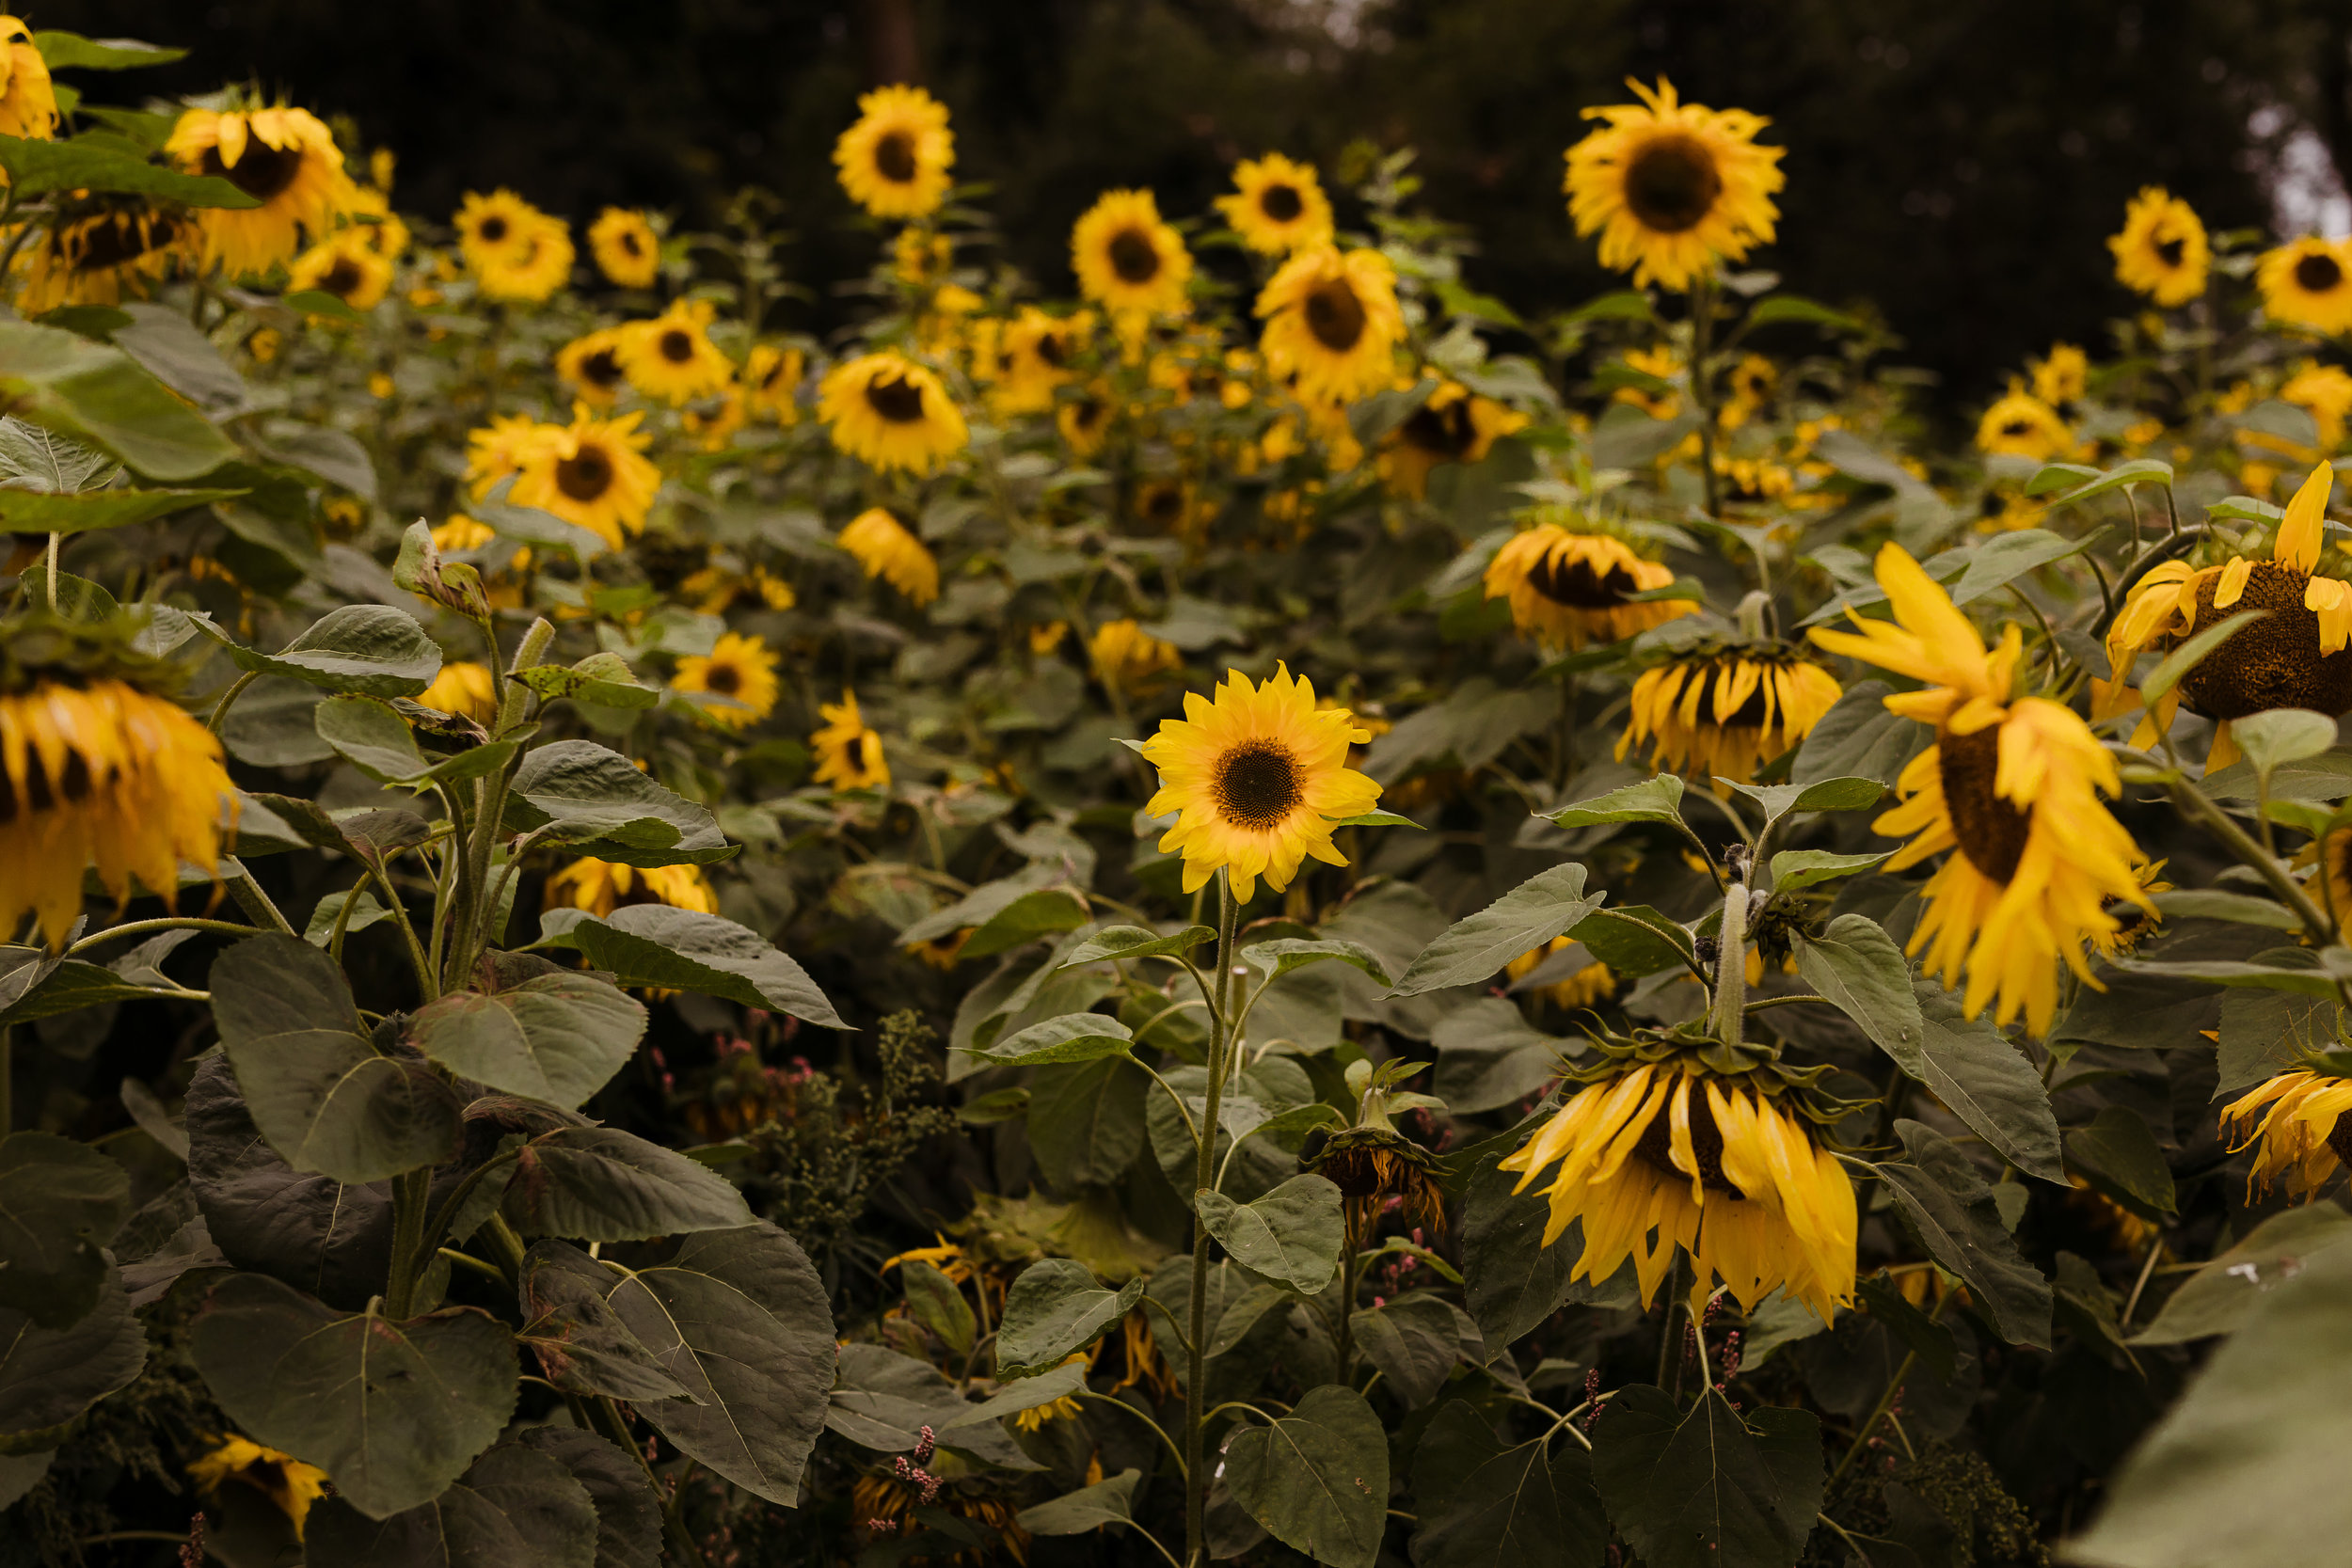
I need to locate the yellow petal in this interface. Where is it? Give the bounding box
[2278,461,2335,573]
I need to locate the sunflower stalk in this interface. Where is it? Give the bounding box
[1707,860,1752,1046]
[1182,871,1241,1568]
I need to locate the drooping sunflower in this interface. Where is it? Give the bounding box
[834,84,955,220]
[742,343,805,423]
[2259,237,2352,335]
[1498,1061,1857,1320]
[818,352,967,475]
[1618,645,1844,785]
[618,298,734,404]
[588,206,660,288]
[1976,380,2075,462]
[1255,245,1406,405]
[546,856,719,918]
[672,632,780,731]
[509,405,661,547]
[1137,663,1382,902]
[1,666,239,952]
[1216,153,1334,255]
[554,327,630,407]
[1072,189,1193,318]
[0,19,56,140]
[1483,524,1694,653]
[465,412,564,501]
[1089,618,1183,692]
[1810,544,2153,1036]
[1506,936,1616,1010]
[1564,76,1785,293]
[286,234,392,311]
[471,213,574,304]
[188,1434,329,1538]
[978,307,1088,417]
[836,508,940,608]
[813,690,891,791]
[2222,1069,2352,1200]
[15,207,191,312]
[416,660,497,723]
[165,105,351,279]
[2109,186,2209,308]
[1376,382,1529,499]
[2096,462,2352,770]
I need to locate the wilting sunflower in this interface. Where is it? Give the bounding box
[818,352,967,475]
[1255,245,1406,405]
[2260,237,2352,335]
[1499,1061,1857,1319]
[588,206,660,288]
[742,343,804,423]
[1089,618,1182,691]
[188,1435,329,1538]
[1,668,238,952]
[1810,544,2152,1036]
[416,660,497,723]
[554,327,630,407]
[1216,153,1334,255]
[1618,645,1844,785]
[2222,1068,2352,1200]
[15,207,190,312]
[1975,380,2075,462]
[834,84,955,220]
[472,214,574,304]
[1506,936,1615,1010]
[978,307,1087,417]
[1072,189,1193,318]
[2096,463,2352,770]
[618,298,734,404]
[814,690,891,791]
[1564,76,1785,293]
[547,856,718,917]
[465,412,562,500]
[286,234,392,311]
[0,19,56,140]
[1376,382,1529,499]
[166,105,351,279]
[509,406,660,547]
[2109,186,2209,308]
[672,632,779,732]
[837,508,940,607]
[1484,524,1694,652]
[1137,663,1381,901]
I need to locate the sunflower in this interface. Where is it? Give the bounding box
[2109,186,2209,308]
[554,327,630,407]
[588,206,660,288]
[0,19,56,140]
[2096,463,2352,770]
[2260,237,2352,335]
[818,352,967,475]
[1483,524,1694,652]
[1975,379,2075,462]
[1618,646,1844,785]
[416,660,497,723]
[465,413,564,501]
[471,214,574,304]
[286,234,392,310]
[509,406,661,547]
[615,297,733,404]
[1137,663,1380,902]
[2029,342,2089,410]
[825,509,939,611]
[1498,1062,1857,1320]
[1298,1124,1447,1238]
[834,84,956,220]
[2222,1069,2352,1199]
[1072,189,1193,318]
[15,207,191,313]
[1376,382,1529,499]
[188,1435,329,1538]
[978,307,1088,417]
[814,690,891,791]
[894,227,955,285]
[1720,353,1777,428]
[742,344,805,423]
[1089,618,1182,691]
[1810,543,2152,1036]
[1255,245,1406,405]
[1506,936,1616,1010]
[1564,77,1785,293]
[682,562,795,615]
[1058,385,1114,456]
[166,105,351,279]
[453,188,543,270]
[669,632,780,732]
[339,182,409,260]
[1216,153,1334,255]
[2,673,238,952]
[2282,361,2352,452]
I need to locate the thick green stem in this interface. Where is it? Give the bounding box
[383,1167,434,1317]
[221,860,296,936]
[206,670,261,735]
[2166,776,2334,942]
[1183,874,1239,1568]
[1708,868,1751,1046]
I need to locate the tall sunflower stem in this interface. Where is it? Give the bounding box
[1692,275,1721,523]
[1708,866,1751,1046]
[1183,873,1240,1568]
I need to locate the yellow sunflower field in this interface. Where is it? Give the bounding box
[12,14,2352,1568]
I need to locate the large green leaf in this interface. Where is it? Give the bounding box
[517,1427,664,1568]
[1458,1136,1620,1348]
[1390,863,1607,997]
[312,694,519,787]
[501,1125,755,1242]
[516,1241,695,1403]
[1196,1173,1344,1295]
[409,971,646,1110]
[214,603,444,698]
[534,906,842,1027]
[0,1261,147,1454]
[0,320,238,479]
[0,131,256,204]
[1351,1293,1475,1407]
[211,935,462,1184]
[1591,1386,1822,1568]
[1432,998,1571,1117]
[602,1224,837,1507]
[191,1271,516,1519]
[504,740,733,867]
[30,31,187,70]
[1018,1468,1142,1535]
[1874,1121,2052,1348]
[2066,1104,2178,1217]
[996,1258,1144,1375]
[302,1442,600,1568]
[0,1131,130,1327]
[977,1010,1135,1064]
[1224,1383,1391,1568]
[1028,1055,1147,1190]
[2134,1207,2352,1346]
[1411,1400,1607,1568]
[0,484,245,534]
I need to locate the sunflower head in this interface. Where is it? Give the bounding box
[188,1434,329,1536]
[2029,342,2089,410]
[15,204,193,313]
[547,856,718,918]
[1506,935,1617,1012]
[287,233,392,311]
[1482,521,1695,652]
[834,84,955,220]
[742,343,806,422]
[0,19,56,141]
[509,405,660,548]
[1976,379,2075,462]
[472,215,575,303]
[2262,238,2352,335]
[2223,1066,2352,1200]
[555,327,631,406]
[1564,76,1785,292]
[1072,188,1193,318]
[165,105,352,279]
[673,632,780,732]
[838,508,940,607]
[2110,186,2209,308]
[814,690,891,791]
[1216,153,1335,255]
[619,297,734,405]
[589,206,660,288]
[818,351,969,476]
[416,660,498,723]
[1255,245,1406,405]
[1617,642,1844,786]
[1089,618,1182,691]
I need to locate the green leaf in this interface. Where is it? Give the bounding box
[1591,1386,1822,1568]
[1743,293,1863,332]
[1854,1271,1958,1382]
[1874,1121,2053,1347]
[1767,849,1891,894]
[1058,924,1216,968]
[2232,708,2339,782]
[1724,775,1884,827]
[2066,1103,2178,1216]
[1389,863,1607,997]
[2151,889,2303,930]
[2134,1207,2352,1346]
[1434,999,1574,1116]
[516,1426,665,1568]
[1567,905,1694,977]
[1018,1468,1141,1535]
[516,653,660,711]
[996,1259,1144,1376]
[1458,1133,1632,1348]
[2108,953,2342,997]
[0,1131,130,1327]
[191,1271,516,1519]
[2068,1240,2352,1568]
[112,302,246,414]
[534,906,840,1027]
[0,1260,147,1454]
[1334,810,1423,828]
[0,131,255,205]
[0,320,238,480]
[1224,1384,1390,1568]
[502,1126,755,1242]
[2143,610,2267,705]
[944,1357,1089,1430]
[30,32,186,70]
[211,934,461,1184]
[215,603,444,698]
[961,887,1092,960]
[252,421,376,500]
[1195,1174,1344,1295]
[1411,1400,1608,1568]
[516,1241,695,1404]
[1544,774,1688,829]
[1790,681,1923,787]
[504,740,734,867]
[977,1011,1134,1065]
[312,694,519,788]
[281,288,366,323]
[1242,937,1392,986]
[2046,456,2175,510]
[900,1258,977,1360]
[409,972,646,1110]
[0,951,173,1026]
[602,1224,836,1507]
[1350,1293,1474,1407]
[0,484,244,534]
[1028,1057,1146,1189]
[2025,461,2101,496]
[303,1442,601,1568]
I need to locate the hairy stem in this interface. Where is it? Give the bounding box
[1183,873,1239,1568]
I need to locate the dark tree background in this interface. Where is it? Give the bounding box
[36,0,2352,407]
